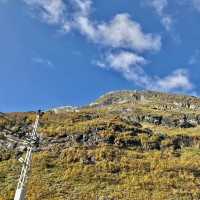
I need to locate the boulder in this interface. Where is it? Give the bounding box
[179,121,196,128]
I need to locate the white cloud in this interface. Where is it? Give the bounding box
[23,0,70,31]
[23,1,161,52]
[76,16,96,39]
[97,51,152,87]
[76,14,161,52]
[155,69,193,91]
[161,16,173,31]
[23,0,92,33]
[147,0,173,31]
[24,0,64,24]
[97,14,161,52]
[97,51,193,92]
[23,0,194,93]
[103,51,147,73]
[95,60,106,68]
[72,0,92,17]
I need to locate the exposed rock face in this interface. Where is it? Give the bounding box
[92,90,200,109]
[122,114,198,128]
[1,119,200,155]
[1,90,200,159]
[50,106,80,114]
[144,115,163,125]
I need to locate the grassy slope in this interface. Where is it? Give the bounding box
[1,91,200,199]
[1,147,200,200]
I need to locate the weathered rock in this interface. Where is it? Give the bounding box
[180,121,196,128]
[81,156,96,165]
[115,138,141,148]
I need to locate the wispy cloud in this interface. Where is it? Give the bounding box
[76,13,161,52]
[21,0,195,94]
[97,51,194,93]
[155,69,193,92]
[96,51,150,87]
[97,51,147,74]
[22,1,161,52]
[192,0,200,11]
[32,57,54,69]
[72,0,92,17]
[23,0,71,32]
[177,0,200,13]
[22,0,93,33]
[145,0,173,31]
[189,49,200,65]
[98,14,161,52]
[104,51,147,72]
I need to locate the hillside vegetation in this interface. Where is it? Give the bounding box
[1,90,200,200]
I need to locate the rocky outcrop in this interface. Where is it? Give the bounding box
[1,90,200,161]
[1,120,200,156]
[50,106,80,114]
[92,90,200,109]
[144,115,163,125]
[124,113,198,128]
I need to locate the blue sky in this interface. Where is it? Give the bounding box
[0,0,200,112]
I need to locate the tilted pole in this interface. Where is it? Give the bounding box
[14,112,41,200]
[14,147,32,200]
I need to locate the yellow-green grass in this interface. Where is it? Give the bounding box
[142,122,200,137]
[1,146,200,200]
